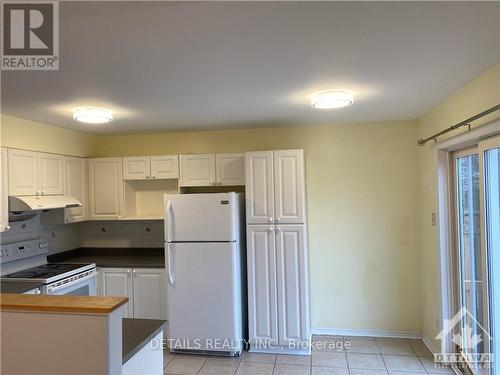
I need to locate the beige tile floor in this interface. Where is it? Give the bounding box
[163,336,455,375]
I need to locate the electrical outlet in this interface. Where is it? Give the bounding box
[431,213,436,226]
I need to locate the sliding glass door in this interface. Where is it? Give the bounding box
[452,135,500,374]
[454,149,486,370]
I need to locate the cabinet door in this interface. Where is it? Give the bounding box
[132,268,166,319]
[216,153,245,186]
[38,153,64,195]
[8,149,38,196]
[179,154,215,186]
[151,155,179,179]
[274,150,306,224]
[99,268,133,317]
[275,225,309,346]
[0,148,9,232]
[88,158,123,220]
[245,151,275,224]
[64,156,87,223]
[247,225,278,347]
[123,156,150,180]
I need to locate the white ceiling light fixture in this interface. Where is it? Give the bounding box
[73,107,113,124]
[311,90,354,109]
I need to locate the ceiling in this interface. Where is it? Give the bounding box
[1,1,499,134]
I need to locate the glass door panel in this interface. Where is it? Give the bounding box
[456,152,485,364]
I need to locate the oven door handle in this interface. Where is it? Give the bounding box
[47,270,97,293]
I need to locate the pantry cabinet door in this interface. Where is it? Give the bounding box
[179,154,216,186]
[38,153,64,195]
[0,148,9,232]
[132,268,166,319]
[99,268,133,317]
[274,150,306,224]
[245,151,275,224]
[275,225,309,346]
[88,158,123,220]
[8,149,39,196]
[247,225,279,347]
[151,155,179,180]
[216,153,245,186]
[123,156,151,180]
[64,156,87,223]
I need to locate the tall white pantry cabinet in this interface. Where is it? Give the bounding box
[245,149,310,354]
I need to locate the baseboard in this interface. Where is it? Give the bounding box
[311,327,421,339]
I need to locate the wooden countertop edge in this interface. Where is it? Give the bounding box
[0,294,128,314]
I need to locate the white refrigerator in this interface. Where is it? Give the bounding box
[164,193,245,356]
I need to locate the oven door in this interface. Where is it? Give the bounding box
[45,269,97,296]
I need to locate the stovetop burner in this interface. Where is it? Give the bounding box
[3,263,92,280]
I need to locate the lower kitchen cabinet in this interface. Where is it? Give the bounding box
[98,267,166,320]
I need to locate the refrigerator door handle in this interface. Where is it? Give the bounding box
[166,199,174,242]
[166,242,175,285]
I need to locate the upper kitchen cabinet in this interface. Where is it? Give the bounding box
[0,148,9,232]
[216,153,245,186]
[123,155,179,180]
[88,158,123,220]
[246,149,306,224]
[151,155,179,179]
[180,153,245,187]
[8,149,64,196]
[64,156,88,223]
[273,150,306,224]
[180,154,216,187]
[245,151,275,224]
[123,156,150,180]
[38,152,64,195]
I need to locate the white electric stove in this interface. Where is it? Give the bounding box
[0,239,97,296]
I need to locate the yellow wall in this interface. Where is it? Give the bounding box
[96,121,422,333]
[0,114,97,157]
[417,62,500,348]
[2,60,497,336]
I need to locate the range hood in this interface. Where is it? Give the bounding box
[9,195,82,212]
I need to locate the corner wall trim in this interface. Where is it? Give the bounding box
[421,333,439,355]
[311,328,421,340]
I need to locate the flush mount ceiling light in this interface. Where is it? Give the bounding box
[311,90,354,109]
[73,107,113,124]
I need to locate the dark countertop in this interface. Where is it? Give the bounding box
[0,281,44,294]
[48,248,164,268]
[122,318,167,364]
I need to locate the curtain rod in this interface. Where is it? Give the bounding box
[417,103,500,146]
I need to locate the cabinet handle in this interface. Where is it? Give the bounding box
[269,227,274,232]
[5,226,10,231]
[133,270,137,276]
[268,217,274,223]
[146,176,150,179]
[275,218,281,223]
[276,227,281,232]
[127,269,131,274]
[152,175,156,179]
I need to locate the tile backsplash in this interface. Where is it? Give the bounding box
[0,214,164,254]
[79,221,164,248]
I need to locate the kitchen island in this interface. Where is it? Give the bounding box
[0,294,166,375]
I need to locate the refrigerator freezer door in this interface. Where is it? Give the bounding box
[164,193,238,242]
[166,242,243,353]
